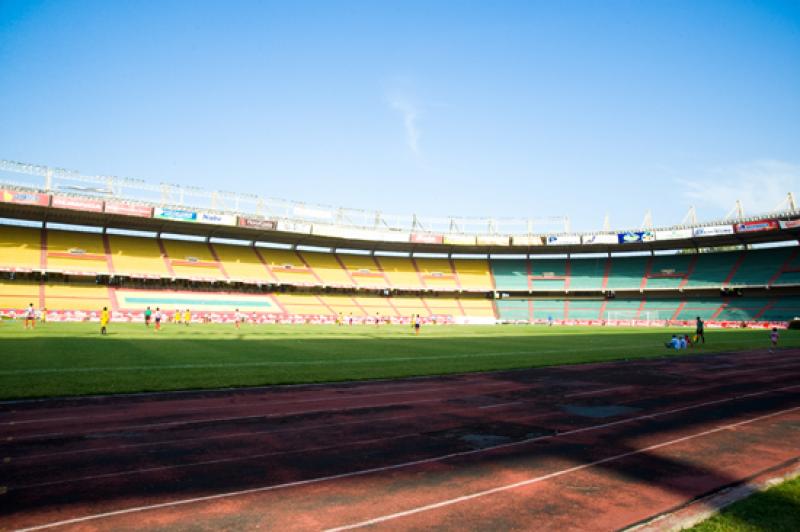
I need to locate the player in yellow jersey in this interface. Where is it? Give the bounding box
[100,306,110,335]
[184,308,191,326]
[40,307,47,325]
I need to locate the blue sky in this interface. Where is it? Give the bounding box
[1,0,799,232]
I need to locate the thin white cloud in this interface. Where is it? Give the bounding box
[387,93,421,156]
[677,160,800,217]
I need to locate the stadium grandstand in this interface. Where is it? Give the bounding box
[1,158,799,327]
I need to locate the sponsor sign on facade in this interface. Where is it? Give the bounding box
[476,235,510,246]
[693,224,734,237]
[546,235,581,246]
[0,189,50,206]
[617,231,656,244]
[734,219,779,233]
[197,211,237,226]
[104,201,152,217]
[238,216,277,230]
[276,220,312,234]
[581,234,618,245]
[779,219,800,230]
[511,235,545,246]
[154,207,198,222]
[311,224,409,242]
[52,195,104,213]
[654,228,693,240]
[411,233,444,244]
[443,234,477,246]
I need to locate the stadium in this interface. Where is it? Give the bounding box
[2,158,800,530]
[2,159,800,327]
[2,2,800,530]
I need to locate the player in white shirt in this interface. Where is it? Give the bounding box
[25,303,36,330]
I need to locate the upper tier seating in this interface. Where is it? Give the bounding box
[46,230,109,275]
[337,254,389,289]
[0,226,42,272]
[415,258,459,290]
[212,243,270,283]
[490,247,799,292]
[1,225,798,293]
[258,249,320,286]
[161,239,227,281]
[452,259,494,291]
[300,252,353,287]
[375,256,421,289]
[108,234,171,278]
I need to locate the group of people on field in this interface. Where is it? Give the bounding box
[664,316,780,351]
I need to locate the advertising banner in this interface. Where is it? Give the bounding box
[276,220,312,234]
[311,224,409,242]
[198,211,237,226]
[154,207,198,222]
[105,201,152,217]
[511,235,545,246]
[617,231,655,244]
[546,235,581,246]
[0,189,49,206]
[581,234,618,245]
[238,216,277,230]
[52,195,104,213]
[443,234,477,246]
[693,224,734,237]
[780,219,800,230]
[655,228,693,240]
[476,235,510,246]
[411,233,444,244]
[734,219,779,233]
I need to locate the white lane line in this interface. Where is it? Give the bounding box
[565,386,633,398]
[1,382,517,426]
[325,405,800,531]
[479,402,523,410]
[14,383,800,531]
[11,396,453,441]
[13,433,416,491]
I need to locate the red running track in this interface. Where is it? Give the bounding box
[2,349,800,531]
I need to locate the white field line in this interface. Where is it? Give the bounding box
[565,386,634,398]
[0,340,772,376]
[479,401,524,409]
[325,405,800,531]
[13,383,800,532]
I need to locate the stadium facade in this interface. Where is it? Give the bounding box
[1,159,799,326]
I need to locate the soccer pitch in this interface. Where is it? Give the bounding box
[0,322,796,400]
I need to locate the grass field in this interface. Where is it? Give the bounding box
[0,322,796,400]
[688,474,800,531]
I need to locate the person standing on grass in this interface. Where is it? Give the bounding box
[770,327,779,352]
[234,308,241,329]
[40,307,47,325]
[695,316,705,344]
[100,306,110,335]
[184,308,191,326]
[154,307,162,331]
[414,314,421,335]
[144,306,152,327]
[24,303,36,329]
